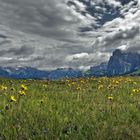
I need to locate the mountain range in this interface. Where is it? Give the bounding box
[0,49,140,80]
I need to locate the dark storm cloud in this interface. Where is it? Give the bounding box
[0,45,35,56]
[13,45,35,56]
[0,34,7,39]
[0,0,139,70]
[0,0,80,40]
[0,40,11,46]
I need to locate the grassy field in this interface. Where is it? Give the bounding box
[0,76,140,140]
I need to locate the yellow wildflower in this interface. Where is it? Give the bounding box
[98,85,103,90]
[19,90,26,96]
[108,96,113,101]
[1,85,7,90]
[21,84,28,91]
[43,84,47,88]
[133,82,137,85]
[76,86,81,90]
[10,96,16,102]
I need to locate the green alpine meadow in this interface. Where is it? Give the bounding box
[0,76,140,140]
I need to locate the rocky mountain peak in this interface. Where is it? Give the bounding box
[107,49,140,76]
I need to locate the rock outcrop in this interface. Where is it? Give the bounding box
[107,49,140,76]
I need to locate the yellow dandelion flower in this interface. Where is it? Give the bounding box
[132,89,136,93]
[10,96,16,102]
[80,80,85,84]
[21,84,28,91]
[43,84,47,88]
[76,86,81,90]
[1,86,7,90]
[98,85,103,90]
[19,90,26,96]
[68,84,71,87]
[132,89,139,93]
[108,96,113,101]
[133,82,137,85]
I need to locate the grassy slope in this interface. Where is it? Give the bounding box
[0,77,140,140]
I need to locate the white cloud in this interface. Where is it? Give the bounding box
[0,0,139,70]
[106,0,122,7]
[66,53,89,61]
[117,44,129,51]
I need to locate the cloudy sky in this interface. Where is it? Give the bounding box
[0,0,140,70]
